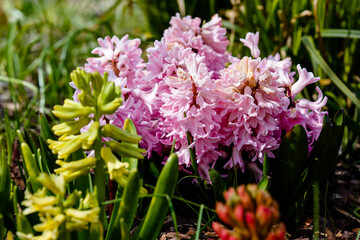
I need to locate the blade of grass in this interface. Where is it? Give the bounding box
[265,0,279,30]
[313,182,320,240]
[302,36,360,109]
[0,76,39,109]
[321,29,360,39]
[165,195,179,239]
[195,204,204,240]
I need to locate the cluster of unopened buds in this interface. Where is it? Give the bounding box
[212,184,286,240]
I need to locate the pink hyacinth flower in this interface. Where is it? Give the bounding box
[240,32,260,58]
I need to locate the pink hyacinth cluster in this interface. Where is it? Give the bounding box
[72,14,327,180]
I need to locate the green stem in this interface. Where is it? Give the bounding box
[93,110,106,226]
[313,181,320,240]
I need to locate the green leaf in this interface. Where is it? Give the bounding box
[89,222,102,240]
[258,175,271,191]
[269,125,309,209]
[0,214,4,239]
[39,114,56,141]
[321,29,360,39]
[309,110,344,180]
[0,139,11,215]
[20,142,42,192]
[302,36,360,109]
[134,153,179,240]
[38,135,57,174]
[209,169,226,202]
[106,169,140,239]
[105,184,124,240]
[16,215,34,236]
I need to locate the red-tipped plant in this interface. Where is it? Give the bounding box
[213,184,286,240]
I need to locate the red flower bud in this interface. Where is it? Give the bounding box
[216,202,232,225]
[234,204,245,226]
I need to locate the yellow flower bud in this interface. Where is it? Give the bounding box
[22,189,60,216]
[52,99,93,120]
[81,191,99,210]
[63,190,82,209]
[105,141,146,159]
[52,117,90,137]
[65,220,89,231]
[102,124,142,143]
[55,157,96,174]
[54,157,96,183]
[101,147,129,186]
[65,208,100,223]
[33,214,65,233]
[81,121,99,149]
[48,136,82,159]
[37,173,65,197]
[61,169,91,183]
[99,97,122,115]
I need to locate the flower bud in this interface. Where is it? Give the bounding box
[90,71,107,97]
[213,184,286,240]
[65,208,100,223]
[52,99,93,120]
[212,222,233,240]
[99,97,122,115]
[33,214,65,233]
[102,124,142,143]
[80,121,100,149]
[81,191,99,210]
[52,117,90,137]
[101,147,129,185]
[37,173,65,197]
[237,185,254,211]
[215,202,232,226]
[105,140,146,159]
[98,81,119,105]
[48,136,82,159]
[63,190,82,208]
[70,68,91,93]
[22,189,59,215]
[234,204,245,227]
[78,91,96,107]
[55,157,96,174]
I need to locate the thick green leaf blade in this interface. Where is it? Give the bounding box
[106,170,140,240]
[134,153,179,240]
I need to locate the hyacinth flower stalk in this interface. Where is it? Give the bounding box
[47,68,146,225]
[17,173,102,240]
[212,184,286,240]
